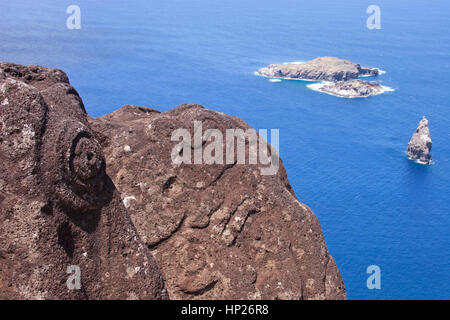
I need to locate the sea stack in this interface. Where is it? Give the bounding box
[406,117,432,164]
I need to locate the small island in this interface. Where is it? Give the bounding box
[406,116,432,165]
[257,57,379,81]
[256,57,393,98]
[307,79,393,98]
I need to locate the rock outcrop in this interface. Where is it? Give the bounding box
[1,62,346,300]
[406,117,432,164]
[0,62,168,299]
[89,104,347,300]
[308,79,391,98]
[256,57,379,81]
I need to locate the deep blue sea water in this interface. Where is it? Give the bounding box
[1,0,449,299]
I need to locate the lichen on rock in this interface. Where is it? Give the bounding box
[0,62,168,300]
[89,103,347,300]
[1,62,346,300]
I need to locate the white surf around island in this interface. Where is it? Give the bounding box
[254,71,319,82]
[256,71,395,98]
[306,81,395,98]
[407,156,434,166]
[282,61,305,65]
[359,68,386,78]
[255,60,393,98]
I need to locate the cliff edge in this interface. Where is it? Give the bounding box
[89,104,346,300]
[0,62,346,300]
[0,62,167,299]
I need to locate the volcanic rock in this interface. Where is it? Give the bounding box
[310,79,390,98]
[0,62,168,299]
[256,57,379,81]
[406,117,432,164]
[89,103,347,300]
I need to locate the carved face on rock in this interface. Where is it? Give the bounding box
[0,63,169,300]
[54,120,107,212]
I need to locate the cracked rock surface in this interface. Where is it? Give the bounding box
[89,104,347,300]
[0,61,346,300]
[0,62,167,300]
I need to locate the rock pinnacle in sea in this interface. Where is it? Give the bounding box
[406,116,432,164]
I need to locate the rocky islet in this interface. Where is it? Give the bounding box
[406,116,432,165]
[257,56,393,98]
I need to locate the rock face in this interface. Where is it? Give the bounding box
[1,62,346,300]
[310,79,389,98]
[406,117,432,164]
[89,104,347,300]
[0,62,168,299]
[257,57,378,81]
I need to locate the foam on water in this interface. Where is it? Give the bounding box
[283,61,305,65]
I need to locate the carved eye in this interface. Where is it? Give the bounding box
[55,121,107,212]
[70,135,104,182]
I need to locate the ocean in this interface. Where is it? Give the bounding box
[1,0,449,299]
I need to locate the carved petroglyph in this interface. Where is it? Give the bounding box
[0,62,168,300]
[55,121,106,211]
[89,103,346,300]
